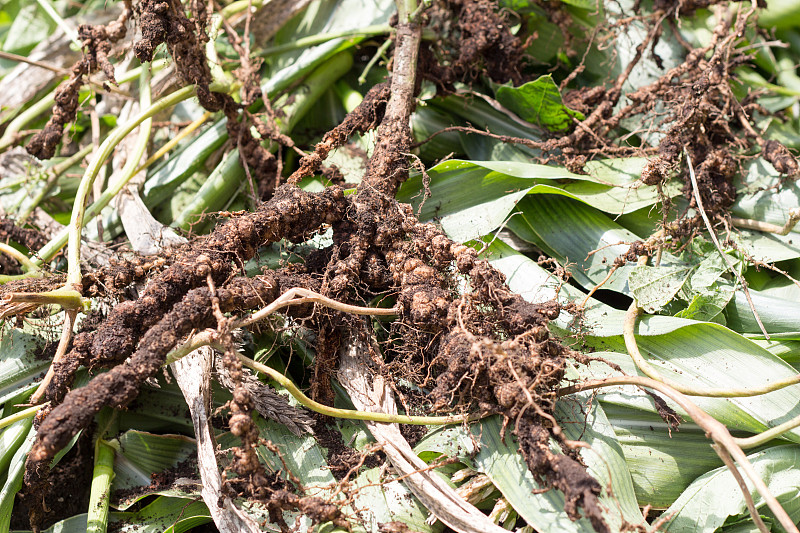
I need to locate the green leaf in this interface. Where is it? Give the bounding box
[0,425,35,532]
[558,0,600,9]
[0,321,53,404]
[726,290,800,338]
[397,158,678,244]
[675,291,731,323]
[465,404,641,533]
[1,3,54,55]
[494,75,584,132]
[508,194,657,292]
[663,445,800,532]
[581,344,800,443]
[142,120,228,210]
[758,0,800,29]
[484,239,800,445]
[264,0,394,95]
[601,403,723,508]
[628,265,692,313]
[350,467,437,533]
[112,431,197,493]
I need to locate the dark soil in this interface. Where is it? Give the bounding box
[11,427,93,531]
[311,413,384,481]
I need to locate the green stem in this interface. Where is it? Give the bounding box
[358,38,393,85]
[241,354,474,425]
[86,438,116,533]
[257,25,391,58]
[64,73,162,286]
[734,412,800,449]
[0,270,44,284]
[0,243,40,272]
[34,85,198,269]
[0,405,42,432]
[395,0,418,23]
[4,288,84,309]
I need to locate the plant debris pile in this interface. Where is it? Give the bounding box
[5,0,800,531]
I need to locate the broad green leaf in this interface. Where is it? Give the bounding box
[727,290,800,338]
[119,379,199,435]
[1,3,53,55]
[758,0,800,29]
[0,419,32,477]
[398,158,678,245]
[508,194,660,292]
[484,240,800,445]
[350,467,437,533]
[242,406,432,531]
[466,404,642,533]
[411,105,465,161]
[0,321,53,405]
[0,425,35,532]
[432,95,543,162]
[494,75,584,132]
[559,0,600,9]
[580,346,800,443]
[142,120,228,209]
[730,158,800,263]
[675,291,731,323]
[112,431,197,493]
[751,338,800,365]
[398,159,580,219]
[663,445,800,532]
[628,265,692,313]
[601,403,722,508]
